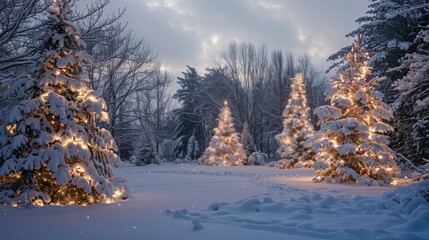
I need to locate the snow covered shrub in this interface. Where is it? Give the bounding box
[0,0,129,206]
[247,152,267,166]
[380,180,429,215]
[174,158,185,164]
[414,161,429,182]
[135,126,159,166]
[136,144,159,166]
[129,156,137,164]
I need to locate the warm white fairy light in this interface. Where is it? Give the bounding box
[6,124,16,135]
[0,0,128,207]
[275,73,315,169]
[198,101,246,166]
[311,36,398,185]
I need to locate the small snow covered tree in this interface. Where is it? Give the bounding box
[135,126,159,166]
[0,0,129,206]
[275,73,315,168]
[198,101,246,166]
[241,121,256,164]
[247,151,267,166]
[311,36,398,186]
[185,131,200,161]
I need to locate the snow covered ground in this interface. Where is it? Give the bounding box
[1,162,428,240]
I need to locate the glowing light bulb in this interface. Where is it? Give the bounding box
[6,124,16,135]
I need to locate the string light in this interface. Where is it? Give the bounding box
[275,73,315,169]
[312,36,397,185]
[0,0,128,207]
[199,100,246,166]
[6,124,17,135]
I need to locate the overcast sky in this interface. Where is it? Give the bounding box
[79,0,369,76]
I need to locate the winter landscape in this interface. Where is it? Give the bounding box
[1,0,429,240]
[2,162,428,240]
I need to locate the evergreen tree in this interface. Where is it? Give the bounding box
[135,125,159,166]
[247,151,267,166]
[392,25,429,166]
[311,37,398,186]
[0,0,128,206]
[241,121,256,164]
[275,73,315,168]
[199,101,246,166]
[172,66,205,159]
[329,0,428,89]
[185,131,200,161]
[328,0,429,165]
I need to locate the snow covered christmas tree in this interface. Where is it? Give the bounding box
[311,36,398,186]
[198,101,246,166]
[275,73,315,168]
[0,0,129,206]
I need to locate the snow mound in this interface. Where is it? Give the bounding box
[379,180,429,215]
[167,180,429,240]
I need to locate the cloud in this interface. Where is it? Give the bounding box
[77,0,368,76]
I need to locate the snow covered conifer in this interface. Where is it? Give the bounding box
[275,73,315,168]
[392,25,429,166]
[0,0,129,206]
[311,36,398,186]
[185,131,200,161]
[135,125,159,166]
[198,101,246,166]
[241,121,256,164]
[172,66,204,160]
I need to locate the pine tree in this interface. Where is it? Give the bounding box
[275,73,314,168]
[172,66,205,159]
[135,125,159,166]
[392,26,429,166]
[0,0,128,206]
[311,37,398,186]
[241,121,256,164]
[328,0,428,93]
[328,1,429,166]
[185,131,200,161]
[198,101,246,166]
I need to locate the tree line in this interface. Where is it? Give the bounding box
[172,43,327,161]
[172,0,429,171]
